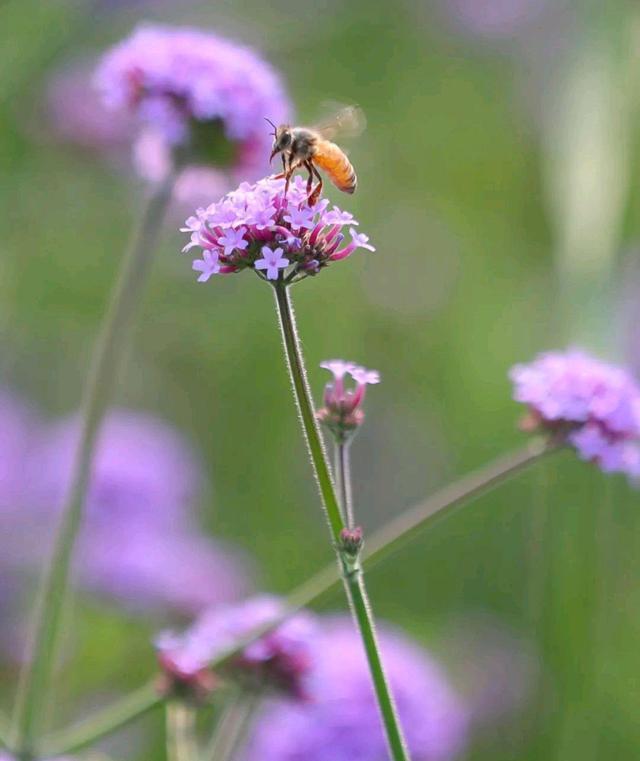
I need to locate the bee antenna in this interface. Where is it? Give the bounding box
[264,117,277,136]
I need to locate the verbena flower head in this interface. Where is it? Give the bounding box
[182,176,374,283]
[156,595,316,700]
[242,617,469,761]
[510,348,640,479]
[95,24,291,194]
[316,360,380,440]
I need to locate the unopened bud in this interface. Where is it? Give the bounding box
[339,526,364,558]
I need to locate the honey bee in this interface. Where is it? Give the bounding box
[267,105,365,206]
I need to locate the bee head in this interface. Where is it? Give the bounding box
[267,120,292,161]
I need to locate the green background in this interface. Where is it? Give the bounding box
[1,0,639,758]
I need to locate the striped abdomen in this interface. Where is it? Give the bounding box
[312,140,357,194]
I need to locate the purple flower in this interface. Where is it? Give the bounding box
[0,390,38,519]
[30,409,202,530]
[242,617,469,761]
[510,348,640,479]
[317,360,380,439]
[20,408,249,614]
[45,58,135,153]
[95,24,292,196]
[156,596,316,698]
[254,246,289,280]
[182,176,373,283]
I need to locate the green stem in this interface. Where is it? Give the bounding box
[12,171,176,759]
[335,441,355,528]
[42,681,162,757]
[273,281,411,761]
[272,282,345,542]
[41,441,555,756]
[204,691,260,761]
[166,701,198,761]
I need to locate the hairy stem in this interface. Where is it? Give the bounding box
[166,702,198,761]
[12,172,176,759]
[41,441,555,756]
[273,281,411,761]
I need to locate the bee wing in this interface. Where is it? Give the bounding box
[311,105,366,141]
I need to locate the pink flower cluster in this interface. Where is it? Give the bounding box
[156,596,316,699]
[182,176,374,283]
[316,359,380,439]
[510,348,640,479]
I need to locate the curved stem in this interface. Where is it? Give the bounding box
[41,441,556,756]
[12,172,176,759]
[42,682,162,757]
[273,281,411,761]
[166,701,198,761]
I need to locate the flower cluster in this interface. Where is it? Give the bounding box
[95,24,291,189]
[182,176,374,283]
[242,617,469,761]
[156,596,316,700]
[510,348,640,479]
[316,359,380,440]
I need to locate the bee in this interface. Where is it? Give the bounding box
[267,105,365,206]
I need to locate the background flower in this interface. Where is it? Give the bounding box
[510,348,640,479]
[157,595,316,698]
[94,23,292,201]
[242,616,470,761]
[0,402,249,620]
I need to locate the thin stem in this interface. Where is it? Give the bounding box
[42,442,556,756]
[272,282,345,542]
[335,441,355,528]
[204,691,260,761]
[273,281,410,761]
[166,701,198,761]
[42,682,162,757]
[12,171,176,759]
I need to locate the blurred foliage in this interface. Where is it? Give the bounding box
[1,0,640,759]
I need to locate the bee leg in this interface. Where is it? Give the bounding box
[307,162,323,206]
[304,161,314,197]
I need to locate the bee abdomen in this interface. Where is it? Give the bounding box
[313,141,357,194]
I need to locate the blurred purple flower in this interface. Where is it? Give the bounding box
[95,23,292,198]
[30,409,202,531]
[242,617,469,761]
[317,359,380,438]
[438,0,551,40]
[510,348,640,479]
[1,406,248,616]
[45,58,135,153]
[0,390,38,519]
[82,528,248,615]
[181,176,373,283]
[156,595,316,698]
